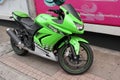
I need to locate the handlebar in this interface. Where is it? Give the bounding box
[48,9,61,14]
[48,9,64,19]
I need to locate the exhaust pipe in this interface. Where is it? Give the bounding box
[6,28,33,52]
[6,28,34,51]
[6,28,22,45]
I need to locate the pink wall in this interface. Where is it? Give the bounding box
[34,0,120,26]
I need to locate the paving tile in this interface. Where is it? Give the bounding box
[52,69,105,80]
[0,27,9,44]
[70,77,78,80]
[89,59,116,80]
[0,76,5,80]
[0,42,13,57]
[94,77,106,80]
[93,49,118,66]
[78,75,92,80]
[0,62,35,80]
[110,65,120,80]
[0,56,49,80]
[11,53,60,76]
[84,73,96,79]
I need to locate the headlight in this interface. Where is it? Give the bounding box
[76,24,84,30]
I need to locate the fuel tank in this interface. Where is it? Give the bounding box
[34,14,57,27]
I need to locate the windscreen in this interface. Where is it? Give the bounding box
[62,4,80,20]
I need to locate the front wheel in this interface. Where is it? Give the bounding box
[58,43,93,75]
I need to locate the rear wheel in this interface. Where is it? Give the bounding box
[58,43,93,75]
[10,30,27,56]
[11,38,27,56]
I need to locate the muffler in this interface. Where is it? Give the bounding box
[6,28,22,45]
[6,28,33,52]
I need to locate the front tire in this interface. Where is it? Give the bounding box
[58,43,93,75]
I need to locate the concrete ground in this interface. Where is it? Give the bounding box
[0,26,120,80]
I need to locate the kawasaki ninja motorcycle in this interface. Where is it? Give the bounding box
[7,4,93,74]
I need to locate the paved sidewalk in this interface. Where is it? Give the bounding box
[0,41,120,80]
[0,62,35,80]
[0,53,105,80]
[0,76,5,80]
[0,27,9,44]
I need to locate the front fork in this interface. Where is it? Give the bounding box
[69,44,78,59]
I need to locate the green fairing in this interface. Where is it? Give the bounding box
[34,14,64,50]
[34,4,87,53]
[35,14,72,34]
[70,36,88,55]
[60,6,84,34]
[13,11,29,17]
[34,27,64,50]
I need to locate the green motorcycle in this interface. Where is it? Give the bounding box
[7,4,93,74]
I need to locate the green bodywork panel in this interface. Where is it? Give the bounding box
[34,14,64,50]
[35,8,84,35]
[34,27,64,50]
[35,14,72,34]
[69,36,88,55]
[12,11,29,18]
[60,6,84,34]
[33,5,86,52]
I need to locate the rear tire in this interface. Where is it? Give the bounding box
[10,29,28,56]
[58,43,93,75]
[11,38,27,56]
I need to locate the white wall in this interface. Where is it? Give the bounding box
[84,23,120,36]
[0,0,29,20]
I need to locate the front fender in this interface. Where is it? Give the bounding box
[69,36,88,55]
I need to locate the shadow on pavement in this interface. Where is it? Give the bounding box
[81,31,120,51]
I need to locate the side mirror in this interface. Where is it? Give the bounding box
[44,0,65,7]
[53,0,65,6]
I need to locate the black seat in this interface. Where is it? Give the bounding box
[19,17,41,35]
[20,17,34,26]
[12,11,41,35]
[12,11,35,29]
